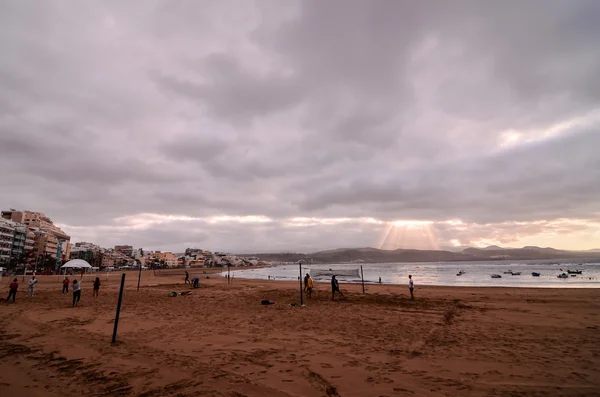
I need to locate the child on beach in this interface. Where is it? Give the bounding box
[306,274,313,298]
[26,276,37,296]
[408,275,414,300]
[93,277,100,298]
[72,279,81,307]
[6,278,18,303]
[62,277,70,294]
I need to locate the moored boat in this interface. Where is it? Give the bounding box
[532,272,540,277]
[491,274,502,279]
[567,270,582,274]
[510,271,521,276]
[557,273,568,279]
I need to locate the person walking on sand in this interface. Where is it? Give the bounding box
[408,275,414,300]
[72,279,81,307]
[93,277,100,298]
[6,278,18,303]
[26,276,37,297]
[184,271,190,284]
[306,274,314,298]
[331,275,344,300]
[62,276,70,294]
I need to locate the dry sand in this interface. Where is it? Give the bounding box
[1,270,599,397]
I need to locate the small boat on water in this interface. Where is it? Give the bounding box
[557,273,569,279]
[503,270,513,274]
[456,270,466,276]
[532,272,540,277]
[491,274,502,279]
[510,272,521,276]
[567,270,582,274]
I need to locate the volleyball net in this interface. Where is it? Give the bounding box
[306,267,362,281]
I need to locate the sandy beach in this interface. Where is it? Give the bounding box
[1,271,599,397]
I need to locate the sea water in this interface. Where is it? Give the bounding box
[230,259,600,288]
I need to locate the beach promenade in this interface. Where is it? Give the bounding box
[1,272,599,396]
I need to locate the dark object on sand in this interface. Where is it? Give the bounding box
[261,300,275,305]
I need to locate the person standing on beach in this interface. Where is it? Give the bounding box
[6,278,18,303]
[303,273,309,291]
[93,277,100,298]
[26,276,37,296]
[72,279,81,307]
[331,275,344,300]
[408,275,414,300]
[184,271,190,284]
[62,277,70,294]
[306,274,314,298]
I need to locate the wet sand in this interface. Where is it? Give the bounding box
[1,271,599,396]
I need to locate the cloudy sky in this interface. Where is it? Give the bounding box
[1,1,599,253]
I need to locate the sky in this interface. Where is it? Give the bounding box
[1,1,599,253]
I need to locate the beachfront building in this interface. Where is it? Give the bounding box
[114,245,134,257]
[0,219,15,265]
[0,218,37,267]
[1,209,71,265]
[70,242,103,268]
[101,249,135,268]
[153,251,179,267]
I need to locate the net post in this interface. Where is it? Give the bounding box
[361,265,365,294]
[137,263,142,291]
[299,262,303,306]
[112,273,126,344]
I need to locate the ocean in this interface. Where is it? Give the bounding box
[230,258,600,288]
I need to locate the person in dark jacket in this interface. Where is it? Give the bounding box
[331,275,344,300]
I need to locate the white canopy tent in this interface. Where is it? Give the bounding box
[62,259,92,269]
[61,259,93,279]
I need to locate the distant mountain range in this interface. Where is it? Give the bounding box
[245,246,600,264]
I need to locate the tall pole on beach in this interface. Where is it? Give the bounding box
[137,261,142,291]
[360,265,365,294]
[299,262,303,306]
[112,273,126,344]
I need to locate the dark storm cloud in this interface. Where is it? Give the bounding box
[1,0,599,251]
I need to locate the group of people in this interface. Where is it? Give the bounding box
[5,275,102,307]
[302,273,415,300]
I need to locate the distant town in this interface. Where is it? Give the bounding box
[0,209,265,275]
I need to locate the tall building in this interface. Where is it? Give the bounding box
[2,210,70,265]
[0,219,15,265]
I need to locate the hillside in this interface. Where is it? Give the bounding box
[244,246,599,264]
